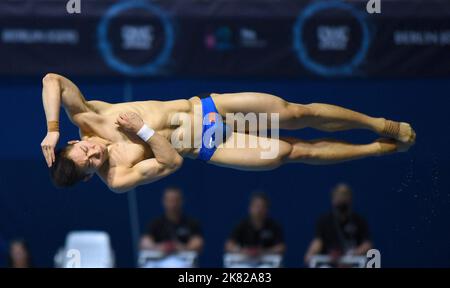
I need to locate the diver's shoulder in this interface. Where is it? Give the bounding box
[86,100,113,113]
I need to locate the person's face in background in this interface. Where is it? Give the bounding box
[9,241,30,268]
[331,183,353,215]
[249,197,269,223]
[163,188,183,217]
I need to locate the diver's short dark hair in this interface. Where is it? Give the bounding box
[50,145,86,188]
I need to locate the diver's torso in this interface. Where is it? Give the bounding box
[77,97,203,169]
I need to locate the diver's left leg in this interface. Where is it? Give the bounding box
[211,92,415,145]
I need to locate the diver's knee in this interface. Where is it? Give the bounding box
[287,103,314,120]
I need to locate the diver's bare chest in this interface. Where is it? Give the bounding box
[108,141,152,168]
[79,115,154,167]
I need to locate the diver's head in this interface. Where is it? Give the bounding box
[50,140,108,187]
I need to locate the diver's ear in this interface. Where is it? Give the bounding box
[83,174,93,182]
[68,140,80,145]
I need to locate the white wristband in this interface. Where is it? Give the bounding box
[136,124,155,142]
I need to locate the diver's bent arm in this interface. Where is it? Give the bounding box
[42,73,91,122]
[108,155,183,193]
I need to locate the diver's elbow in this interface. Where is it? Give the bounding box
[42,73,61,84]
[171,155,184,170]
[108,183,133,194]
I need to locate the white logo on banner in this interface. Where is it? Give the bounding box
[66,0,81,14]
[239,28,267,48]
[1,29,79,44]
[317,26,349,51]
[366,0,381,14]
[121,25,154,50]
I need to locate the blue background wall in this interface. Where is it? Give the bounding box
[0,77,449,267]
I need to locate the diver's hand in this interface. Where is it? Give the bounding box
[41,131,59,167]
[115,112,144,134]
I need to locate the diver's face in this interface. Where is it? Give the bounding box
[67,140,108,173]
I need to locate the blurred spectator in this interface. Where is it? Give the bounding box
[8,239,32,268]
[304,183,372,266]
[225,192,285,257]
[139,186,203,267]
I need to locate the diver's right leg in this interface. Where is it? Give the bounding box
[206,133,404,171]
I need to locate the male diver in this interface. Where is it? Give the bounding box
[41,73,415,192]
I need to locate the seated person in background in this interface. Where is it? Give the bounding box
[225,192,285,257]
[8,239,33,268]
[140,186,203,265]
[304,183,372,267]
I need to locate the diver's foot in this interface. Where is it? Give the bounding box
[382,120,416,145]
[376,137,412,154]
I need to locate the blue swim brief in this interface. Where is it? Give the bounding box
[197,94,230,161]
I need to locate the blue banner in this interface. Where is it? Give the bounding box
[0,0,450,77]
